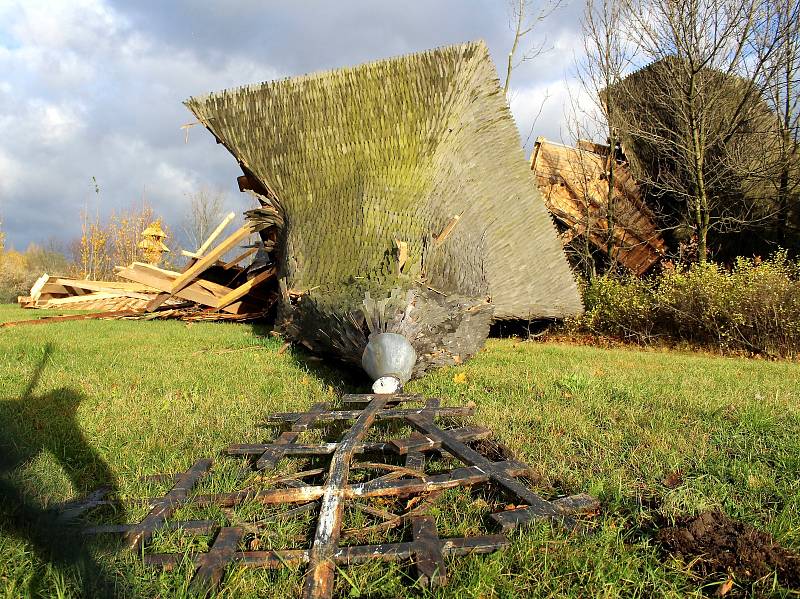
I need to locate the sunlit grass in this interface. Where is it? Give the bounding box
[1,303,798,597]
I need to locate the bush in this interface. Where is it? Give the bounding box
[576,253,800,357]
[0,245,72,303]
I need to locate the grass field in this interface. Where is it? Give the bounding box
[1,303,799,598]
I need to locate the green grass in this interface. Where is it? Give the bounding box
[0,303,798,598]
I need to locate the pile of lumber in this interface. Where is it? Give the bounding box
[16,213,279,323]
[18,275,168,311]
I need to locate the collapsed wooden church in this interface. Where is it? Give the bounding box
[530,137,667,275]
[184,40,581,384]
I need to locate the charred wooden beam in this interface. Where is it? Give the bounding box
[255,402,329,470]
[122,458,212,551]
[146,534,509,570]
[264,404,473,425]
[341,393,426,407]
[55,486,112,522]
[303,395,389,599]
[84,519,216,536]
[491,493,601,531]
[194,462,531,508]
[226,426,491,458]
[191,527,244,592]
[412,516,447,586]
[404,416,576,530]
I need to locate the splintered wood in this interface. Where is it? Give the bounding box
[531,137,667,275]
[77,394,598,598]
[16,217,279,323]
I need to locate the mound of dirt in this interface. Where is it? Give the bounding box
[657,510,800,590]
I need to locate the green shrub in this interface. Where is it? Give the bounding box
[575,253,800,357]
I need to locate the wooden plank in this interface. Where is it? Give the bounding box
[52,279,158,293]
[29,273,50,301]
[188,212,237,259]
[405,415,574,529]
[125,458,212,551]
[118,263,251,314]
[170,225,254,294]
[265,404,473,425]
[191,527,243,592]
[215,267,276,310]
[255,402,328,470]
[412,516,447,586]
[222,247,258,269]
[303,396,389,599]
[38,292,152,306]
[118,263,218,305]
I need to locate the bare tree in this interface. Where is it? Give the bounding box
[560,89,604,279]
[761,0,800,248]
[503,0,565,96]
[611,0,785,261]
[577,0,637,265]
[182,187,227,251]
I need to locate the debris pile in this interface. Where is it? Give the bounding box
[75,393,598,598]
[531,137,666,275]
[17,274,169,312]
[15,213,280,323]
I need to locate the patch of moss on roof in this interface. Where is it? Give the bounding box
[185,40,581,320]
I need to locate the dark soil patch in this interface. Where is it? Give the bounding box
[657,510,800,590]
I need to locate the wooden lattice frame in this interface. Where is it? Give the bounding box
[82,394,598,598]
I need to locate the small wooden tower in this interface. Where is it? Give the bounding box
[138,221,170,265]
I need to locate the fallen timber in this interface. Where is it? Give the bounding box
[71,393,598,598]
[17,213,280,324]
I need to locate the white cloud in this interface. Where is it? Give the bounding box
[0,0,589,249]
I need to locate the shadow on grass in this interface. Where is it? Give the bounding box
[0,344,126,598]
[251,323,371,395]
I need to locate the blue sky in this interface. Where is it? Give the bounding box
[0,0,590,251]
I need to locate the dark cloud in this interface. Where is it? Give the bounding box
[1,0,586,251]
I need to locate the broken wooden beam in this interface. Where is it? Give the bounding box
[170,225,255,295]
[264,404,474,425]
[215,267,276,311]
[182,212,236,260]
[303,395,389,599]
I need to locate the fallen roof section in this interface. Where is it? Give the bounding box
[184,40,581,320]
[531,137,666,275]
